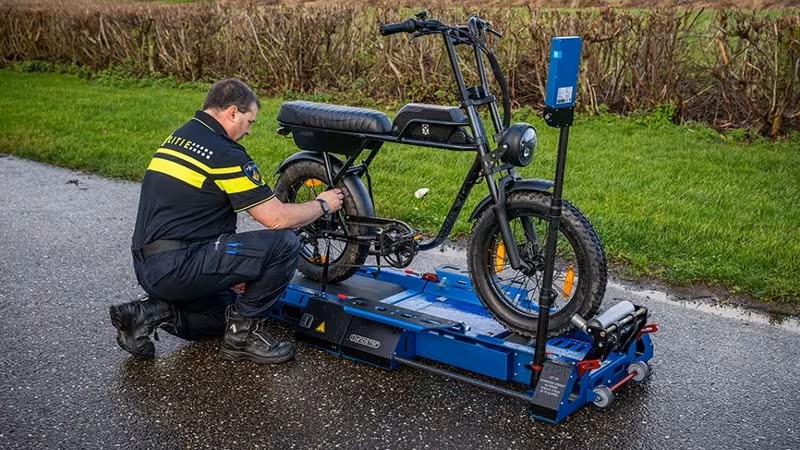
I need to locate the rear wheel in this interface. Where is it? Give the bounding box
[274,160,370,283]
[467,190,607,336]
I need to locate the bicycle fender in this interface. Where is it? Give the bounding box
[274,151,343,175]
[467,178,554,222]
[275,151,375,217]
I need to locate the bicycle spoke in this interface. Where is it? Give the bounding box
[292,178,353,266]
[485,210,581,319]
[517,272,533,313]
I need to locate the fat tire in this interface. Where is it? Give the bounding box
[467,190,607,336]
[274,160,370,283]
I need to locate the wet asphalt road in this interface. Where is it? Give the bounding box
[1,155,799,450]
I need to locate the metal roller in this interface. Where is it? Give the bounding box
[586,301,636,330]
[570,313,588,332]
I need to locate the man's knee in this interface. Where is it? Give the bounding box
[247,228,297,246]
[234,230,299,277]
[243,229,300,269]
[285,230,302,254]
[273,229,301,257]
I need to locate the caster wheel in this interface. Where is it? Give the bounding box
[628,361,651,382]
[592,385,614,409]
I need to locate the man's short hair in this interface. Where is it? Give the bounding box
[202,78,261,113]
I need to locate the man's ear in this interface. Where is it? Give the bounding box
[224,105,238,122]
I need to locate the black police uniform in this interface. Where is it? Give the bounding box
[131,111,301,340]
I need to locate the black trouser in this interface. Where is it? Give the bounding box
[134,230,301,340]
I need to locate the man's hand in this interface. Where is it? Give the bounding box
[232,282,246,295]
[316,188,344,214]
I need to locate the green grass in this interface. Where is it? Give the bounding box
[1,70,799,308]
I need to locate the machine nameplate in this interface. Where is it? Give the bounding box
[530,361,573,419]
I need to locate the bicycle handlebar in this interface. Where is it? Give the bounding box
[379,14,511,129]
[379,19,418,36]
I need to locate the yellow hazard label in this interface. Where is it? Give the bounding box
[315,321,326,334]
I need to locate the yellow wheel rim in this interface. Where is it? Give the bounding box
[494,242,506,273]
[563,265,575,297]
[309,255,327,264]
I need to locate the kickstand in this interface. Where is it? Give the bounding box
[320,237,332,295]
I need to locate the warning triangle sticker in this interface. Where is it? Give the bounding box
[314,321,326,334]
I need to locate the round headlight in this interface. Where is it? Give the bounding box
[499,123,537,167]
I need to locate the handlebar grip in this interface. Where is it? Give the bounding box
[380,19,417,36]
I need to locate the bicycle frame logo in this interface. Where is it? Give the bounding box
[421,123,430,135]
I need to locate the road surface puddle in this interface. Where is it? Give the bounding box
[610,280,800,333]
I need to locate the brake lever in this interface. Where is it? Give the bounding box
[408,31,425,45]
[488,28,503,39]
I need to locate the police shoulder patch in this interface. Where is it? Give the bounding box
[242,161,264,186]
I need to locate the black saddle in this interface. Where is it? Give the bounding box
[277,101,393,135]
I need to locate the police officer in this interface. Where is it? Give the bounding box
[109,78,343,364]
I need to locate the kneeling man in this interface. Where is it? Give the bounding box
[110,79,343,363]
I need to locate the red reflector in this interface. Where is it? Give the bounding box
[404,269,415,275]
[421,272,439,283]
[336,294,347,300]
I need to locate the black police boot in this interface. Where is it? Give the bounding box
[218,306,295,364]
[109,296,175,359]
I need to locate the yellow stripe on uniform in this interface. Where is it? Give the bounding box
[234,195,275,213]
[215,177,260,194]
[155,148,241,175]
[147,158,206,188]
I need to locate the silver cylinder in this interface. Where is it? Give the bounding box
[570,313,588,332]
[587,301,636,330]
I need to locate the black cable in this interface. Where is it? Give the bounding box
[428,22,512,129]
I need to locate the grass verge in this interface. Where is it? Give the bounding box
[1,70,798,309]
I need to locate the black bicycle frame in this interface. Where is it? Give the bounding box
[294,25,532,272]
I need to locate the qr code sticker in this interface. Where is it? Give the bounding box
[556,86,573,104]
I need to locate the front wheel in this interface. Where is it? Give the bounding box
[467,190,607,336]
